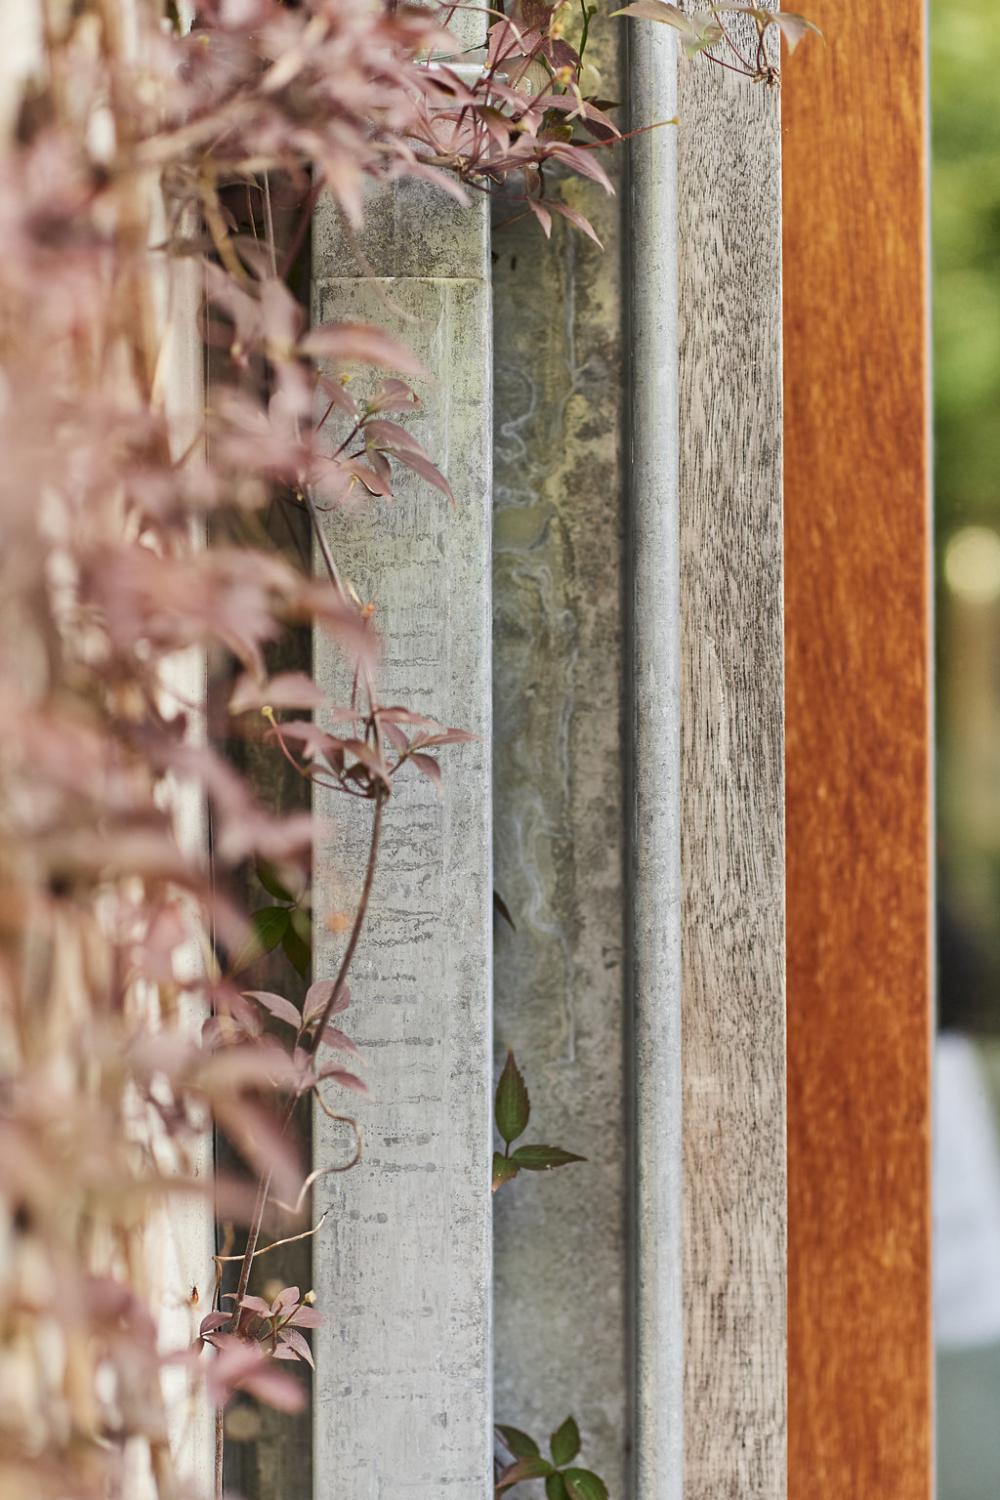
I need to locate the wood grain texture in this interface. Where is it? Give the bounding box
[311,184,494,1499]
[676,28,786,1500]
[782,5,932,1497]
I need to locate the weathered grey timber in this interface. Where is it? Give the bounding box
[311,184,494,1498]
[625,21,684,1500]
[491,18,630,1479]
[675,25,787,1500]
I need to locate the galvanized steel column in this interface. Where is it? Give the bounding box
[626,20,684,1500]
[310,179,493,1497]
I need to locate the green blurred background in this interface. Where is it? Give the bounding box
[933,0,1000,535]
[934,0,1000,1016]
[934,0,1000,1495]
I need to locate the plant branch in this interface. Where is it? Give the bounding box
[307,793,384,1059]
[214,1210,330,1263]
[226,792,382,1330]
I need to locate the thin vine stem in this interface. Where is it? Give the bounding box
[214,1210,330,1264]
[225,790,383,1341]
[307,792,384,1058]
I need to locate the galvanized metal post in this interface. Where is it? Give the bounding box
[625,20,684,1500]
[310,178,494,1498]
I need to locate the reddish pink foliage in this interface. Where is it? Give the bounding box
[0,0,619,1491]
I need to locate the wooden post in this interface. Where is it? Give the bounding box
[676,26,786,1500]
[627,15,786,1497]
[310,180,494,1497]
[782,3,932,1497]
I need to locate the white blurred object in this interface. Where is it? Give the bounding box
[935,1032,1000,1348]
[944,526,1000,605]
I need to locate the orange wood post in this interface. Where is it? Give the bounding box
[782,4,933,1496]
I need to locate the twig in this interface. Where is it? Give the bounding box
[307,794,384,1059]
[227,1170,274,1331]
[214,1210,330,1263]
[273,1142,365,1216]
[303,484,348,603]
[226,793,382,1329]
[215,1411,224,1500]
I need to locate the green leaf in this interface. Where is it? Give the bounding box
[496,1455,554,1491]
[495,1051,530,1145]
[230,907,291,975]
[492,1152,520,1192]
[510,1144,587,1171]
[282,921,311,979]
[546,1476,568,1500]
[495,1425,540,1459]
[549,1416,581,1467]
[563,1469,609,1500]
[256,861,296,903]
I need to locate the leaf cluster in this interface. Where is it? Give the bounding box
[496,1416,608,1498]
[491,1053,606,1494]
[492,1052,586,1191]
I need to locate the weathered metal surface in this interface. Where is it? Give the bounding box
[491,162,629,1497]
[493,18,786,1497]
[625,21,684,1500]
[310,185,494,1498]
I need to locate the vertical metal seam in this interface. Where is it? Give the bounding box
[625,22,684,1500]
